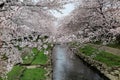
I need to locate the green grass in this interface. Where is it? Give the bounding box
[22,48,39,64]
[7,44,51,80]
[32,48,39,54]
[8,66,47,80]
[79,45,120,67]
[94,51,120,66]
[21,68,46,80]
[7,66,25,80]
[79,45,98,56]
[0,77,3,80]
[22,47,48,64]
[32,50,48,65]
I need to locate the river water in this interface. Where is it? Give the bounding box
[52,44,109,80]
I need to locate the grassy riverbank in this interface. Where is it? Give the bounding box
[7,45,52,80]
[69,42,120,80]
[79,45,120,67]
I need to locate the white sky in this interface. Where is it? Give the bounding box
[20,0,75,18]
[52,3,75,29]
[51,3,75,18]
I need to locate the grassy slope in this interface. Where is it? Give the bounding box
[79,45,120,67]
[0,36,52,80]
[7,47,49,80]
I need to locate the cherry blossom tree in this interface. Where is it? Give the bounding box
[0,0,75,77]
[58,0,120,44]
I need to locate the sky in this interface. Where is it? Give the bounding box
[20,0,75,18]
[51,3,75,18]
[30,0,76,29]
[52,3,75,29]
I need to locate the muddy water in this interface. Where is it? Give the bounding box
[52,44,108,80]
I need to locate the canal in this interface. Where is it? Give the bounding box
[52,44,109,80]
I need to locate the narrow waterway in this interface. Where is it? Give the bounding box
[52,44,108,80]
